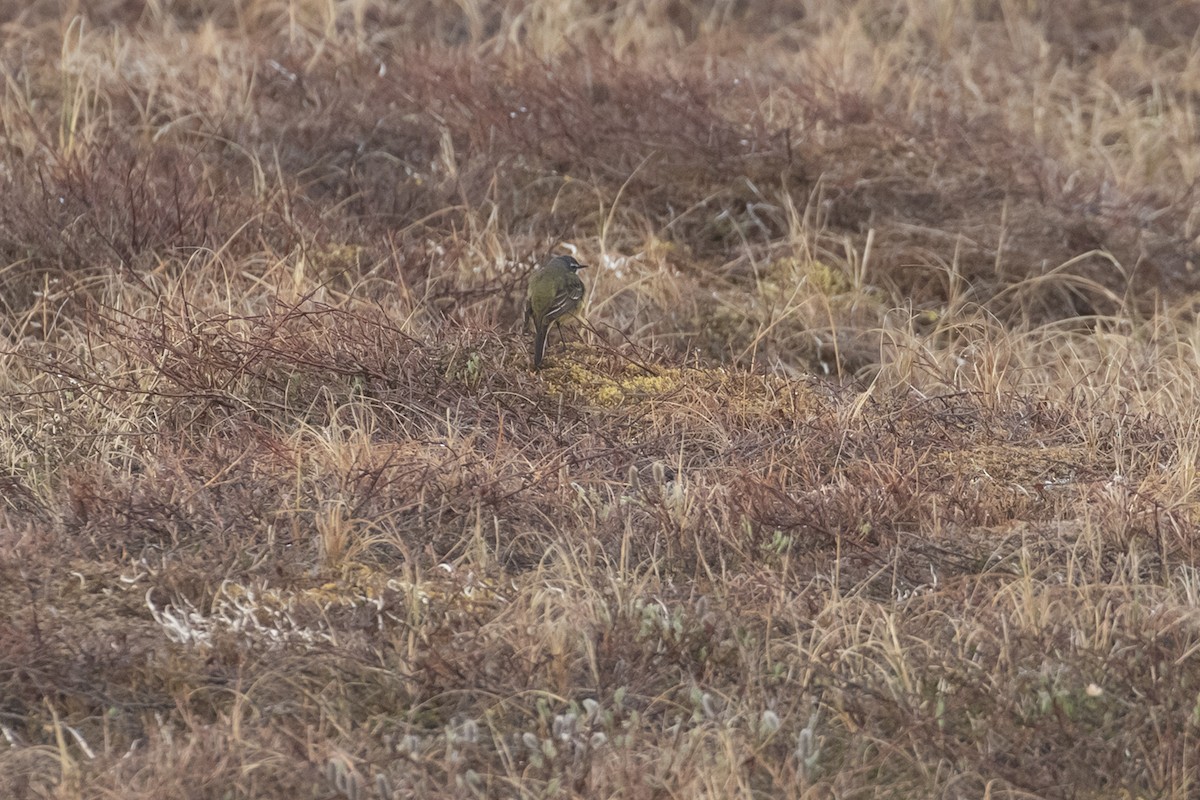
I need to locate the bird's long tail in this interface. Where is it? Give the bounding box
[532,322,549,370]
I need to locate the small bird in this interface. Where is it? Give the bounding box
[525,254,587,370]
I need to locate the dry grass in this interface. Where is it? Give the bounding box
[4,0,1200,797]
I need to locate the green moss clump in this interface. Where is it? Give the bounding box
[543,355,689,408]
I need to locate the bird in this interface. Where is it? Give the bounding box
[525,254,587,370]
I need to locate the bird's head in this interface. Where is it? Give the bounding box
[550,254,587,272]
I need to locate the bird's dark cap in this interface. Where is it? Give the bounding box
[552,254,587,271]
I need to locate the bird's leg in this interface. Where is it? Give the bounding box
[553,319,575,349]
